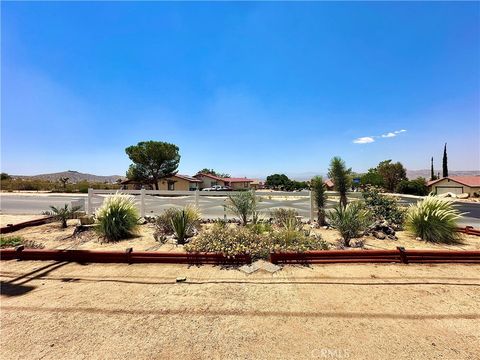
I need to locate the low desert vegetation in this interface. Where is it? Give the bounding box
[362,186,406,228]
[226,190,260,225]
[49,204,82,228]
[95,193,140,241]
[170,205,201,245]
[327,202,372,247]
[405,196,462,244]
[0,235,44,249]
[185,224,328,259]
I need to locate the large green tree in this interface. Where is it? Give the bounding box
[442,143,448,178]
[125,141,180,190]
[377,160,407,192]
[265,174,291,190]
[328,157,351,207]
[311,176,327,225]
[360,168,385,187]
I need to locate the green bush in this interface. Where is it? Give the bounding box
[170,205,201,245]
[405,196,462,243]
[327,202,372,247]
[226,191,259,225]
[396,177,428,196]
[49,204,81,228]
[0,236,44,249]
[265,229,329,254]
[362,186,406,228]
[154,208,178,236]
[95,193,139,241]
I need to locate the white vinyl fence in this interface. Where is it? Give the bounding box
[87,189,320,221]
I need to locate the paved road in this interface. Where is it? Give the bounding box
[1,193,479,227]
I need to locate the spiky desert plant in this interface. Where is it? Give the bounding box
[311,176,327,225]
[170,205,201,245]
[95,193,139,241]
[226,191,258,226]
[328,157,351,207]
[405,196,462,243]
[49,204,81,228]
[327,202,372,247]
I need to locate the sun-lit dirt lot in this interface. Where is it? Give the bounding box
[1,261,479,359]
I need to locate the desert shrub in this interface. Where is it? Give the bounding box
[49,204,82,228]
[186,226,262,257]
[396,177,428,196]
[186,225,328,259]
[265,229,329,253]
[226,191,259,225]
[327,202,372,247]
[362,186,406,228]
[170,205,201,245]
[405,196,462,243]
[0,236,44,249]
[95,193,139,241]
[154,208,178,236]
[246,222,273,235]
[270,208,298,225]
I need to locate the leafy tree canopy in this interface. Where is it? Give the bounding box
[125,141,180,190]
[360,168,385,187]
[197,168,231,178]
[377,160,407,192]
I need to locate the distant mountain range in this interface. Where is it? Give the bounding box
[406,169,480,180]
[12,171,124,184]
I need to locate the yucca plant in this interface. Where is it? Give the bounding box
[50,204,81,228]
[95,193,139,241]
[405,196,463,243]
[226,191,259,225]
[170,205,201,245]
[327,202,372,247]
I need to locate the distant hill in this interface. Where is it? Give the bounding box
[406,169,480,180]
[12,170,124,184]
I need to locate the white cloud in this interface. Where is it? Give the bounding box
[353,129,406,144]
[353,136,375,144]
[381,132,396,138]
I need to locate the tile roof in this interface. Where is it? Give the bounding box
[428,176,480,187]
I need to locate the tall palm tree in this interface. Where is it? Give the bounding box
[328,157,351,207]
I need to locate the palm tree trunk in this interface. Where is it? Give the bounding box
[317,210,326,226]
[340,193,348,207]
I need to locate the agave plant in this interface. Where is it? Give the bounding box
[406,196,463,243]
[95,193,139,241]
[327,202,372,247]
[49,204,81,228]
[170,205,201,245]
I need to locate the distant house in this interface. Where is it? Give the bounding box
[427,176,480,197]
[194,173,254,190]
[250,179,265,190]
[324,178,335,190]
[121,174,201,191]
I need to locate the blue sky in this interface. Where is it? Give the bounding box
[2,2,479,178]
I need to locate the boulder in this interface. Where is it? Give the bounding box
[79,215,95,225]
[457,193,470,199]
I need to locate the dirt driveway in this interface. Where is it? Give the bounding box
[1,261,479,360]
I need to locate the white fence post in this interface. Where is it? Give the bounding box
[309,190,314,223]
[140,188,146,218]
[87,188,93,215]
[195,190,199,208]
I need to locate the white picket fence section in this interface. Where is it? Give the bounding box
[87,189,317,221]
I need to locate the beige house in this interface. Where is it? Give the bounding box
[194,173,254,190]
[121,174,201,191]
[427,176,480,197]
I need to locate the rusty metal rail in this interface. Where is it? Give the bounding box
[456,226,480,236]
[270,248,480,264]
[0,216,55,234]
[0,248,251,265]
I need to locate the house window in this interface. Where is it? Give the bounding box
[167,181,175,191]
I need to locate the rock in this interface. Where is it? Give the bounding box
[457,193,470,199]
[373,231,386,240]
[416,237,422,241]
[79,215,95,225]
[437,192,456,198]
[137,217,147,225]
[387,235,397,240]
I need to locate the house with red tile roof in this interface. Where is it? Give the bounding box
[427,176,480,197]
[194,173,254,190]
[121,174,201,191]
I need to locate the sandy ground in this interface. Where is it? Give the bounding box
[0,214,48,227]
[1,260,479,360]
[4,219,479,252]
